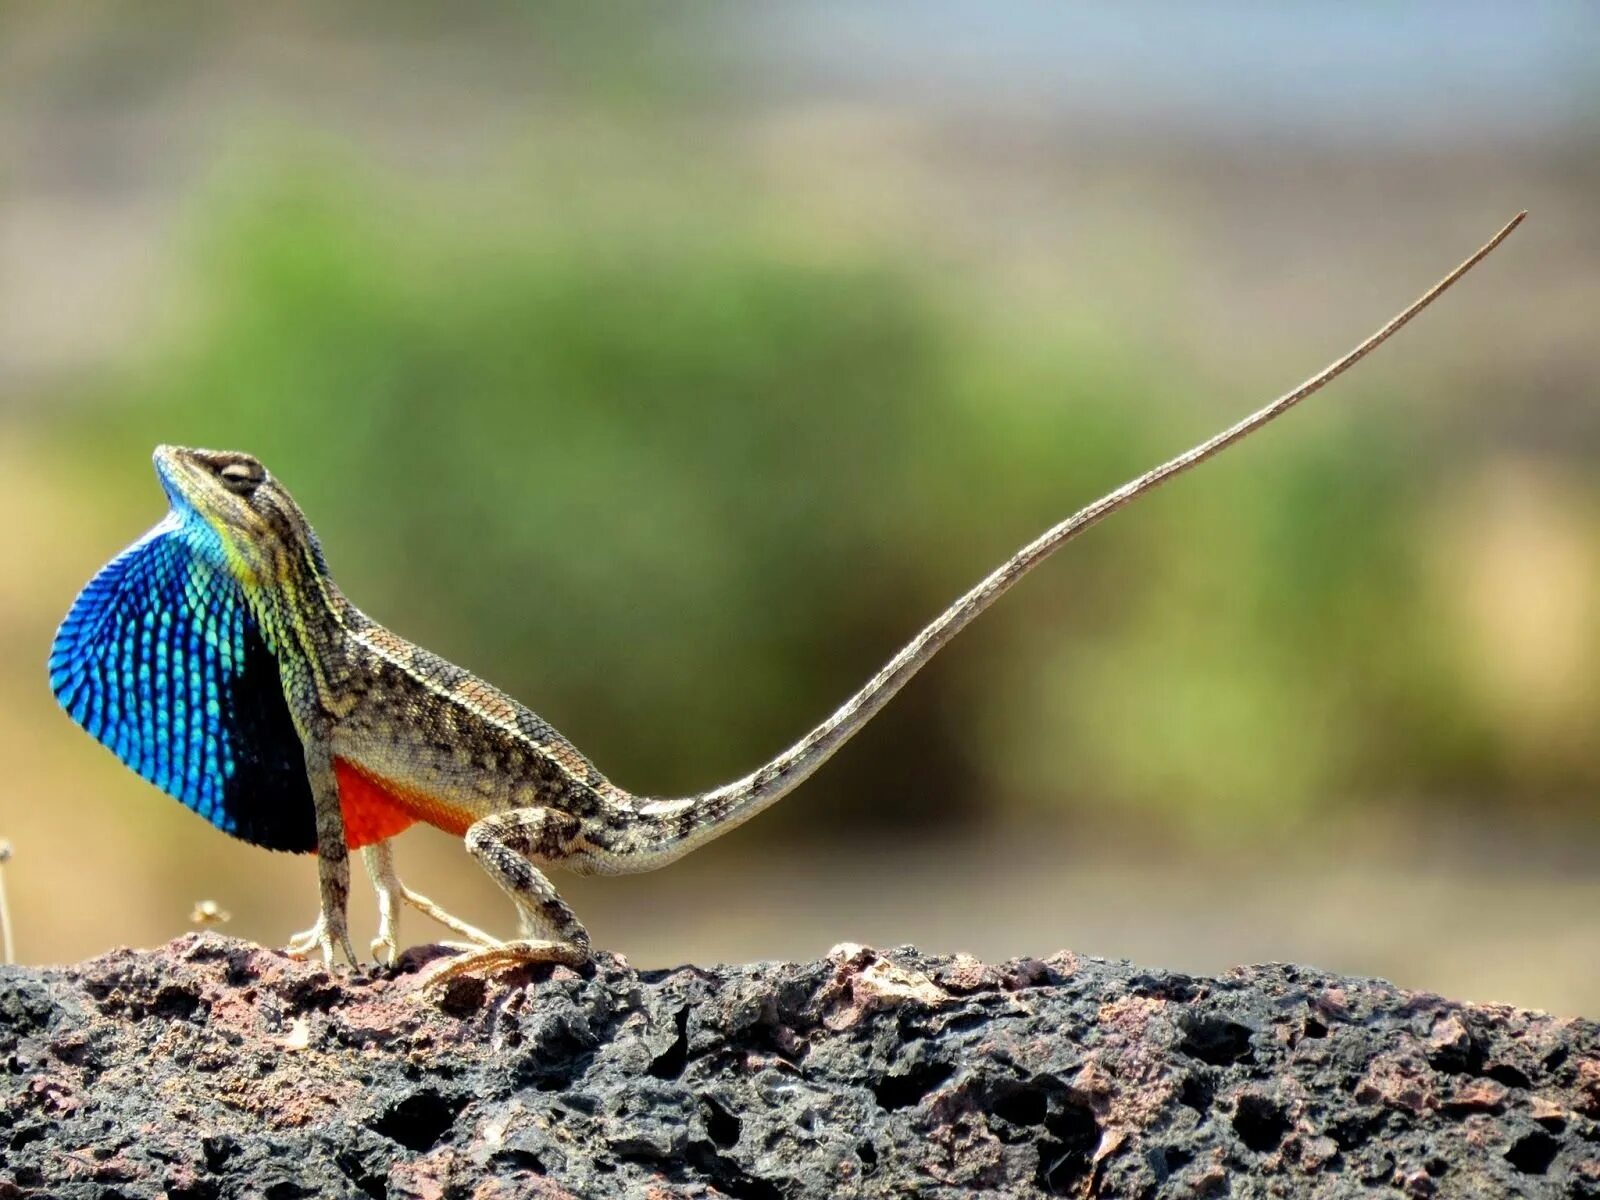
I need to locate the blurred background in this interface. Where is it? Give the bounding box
[2,3,1596,1014]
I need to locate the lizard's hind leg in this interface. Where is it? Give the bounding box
[423,808,592,989]
[361,840,499,965]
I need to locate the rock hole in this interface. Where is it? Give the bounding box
[1036,1098,1099,1194]
[10,1124,49,1151]
[1328,1111,1385,1152]
[1232,1093,1291,1154]
[934,1011,996,1036]
[1543,1046,1570,1072]
[872,1060,954,1111]
[647,1008,690,1081]
[1148,1145,1192,1182]
[857,1142,879,1174]
[152,984,203,1021]
[1129,973,1198,1002]
[512,1027,598,1092]
[685,1143,783,1200]
[1302,1016,1328,1040]
[370,1089,463,1153]
[1179,1072,1215,1114]
[1179,1015,1256,1067]
[334,1148,388,1200]
[1487,1064,1532,1090]
[489,1148,545,1175]
[200,1134,238,1171]
[1505,1129,1559,1176]
[743,1016,803,1064]
[557,1092,599,1117]
[1442,1088,1509,1117]
[991,1082,1049,1127]
[435,975,486,1017]
[702,1096,741,1148]
[1427,1028,1483,1076]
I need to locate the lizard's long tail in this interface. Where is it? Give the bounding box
[623,213,1524,866]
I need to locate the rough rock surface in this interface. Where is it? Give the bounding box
[1,936,1597,1198]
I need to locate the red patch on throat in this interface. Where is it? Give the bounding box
[334,759,419,849]
[332,758,476,848]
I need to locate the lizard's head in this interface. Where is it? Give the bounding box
[153,445,326,586]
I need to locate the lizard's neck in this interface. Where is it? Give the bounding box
[256,557,353,662]
[226,514,363,712]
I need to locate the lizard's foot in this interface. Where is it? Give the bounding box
[285,912,358,966]
[362,841,500,967]
[368,888,500,966]
[369,892,399,967]
[285,914,328,959]
[370,931,398,967]
[421,938,589,995]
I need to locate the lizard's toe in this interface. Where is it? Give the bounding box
[336,930,359,967]
[285,916,327,960]
[420,939,588,998]
[285,915,359,967]
[370,933,399,967]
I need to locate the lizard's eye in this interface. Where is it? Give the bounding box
[217,461,264,493]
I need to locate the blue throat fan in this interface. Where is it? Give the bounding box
[49,513,317,852]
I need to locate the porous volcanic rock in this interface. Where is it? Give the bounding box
[1,935,1596,1198]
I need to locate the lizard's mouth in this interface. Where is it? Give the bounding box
[153,444,203,513]
[153,444,250,532]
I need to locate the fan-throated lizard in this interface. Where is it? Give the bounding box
[49,215,1522,985]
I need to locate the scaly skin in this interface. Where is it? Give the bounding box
[50,216,1522,985]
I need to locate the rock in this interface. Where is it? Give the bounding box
[0,934,1596,1198]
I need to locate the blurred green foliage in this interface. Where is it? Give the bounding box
[41,152,1594,840]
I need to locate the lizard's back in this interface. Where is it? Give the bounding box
[321,610,622,845]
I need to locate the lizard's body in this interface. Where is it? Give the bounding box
[48,216,1522,980]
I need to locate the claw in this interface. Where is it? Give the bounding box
[370,933,398,967]
[285,914,327,960]
[285,912,358,966]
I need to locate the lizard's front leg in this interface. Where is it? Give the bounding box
[423,808,591,989]
[285,734,359,966]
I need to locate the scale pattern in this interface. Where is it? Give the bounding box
[48,516,316,852]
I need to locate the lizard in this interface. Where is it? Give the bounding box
[48,214,1522,986]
